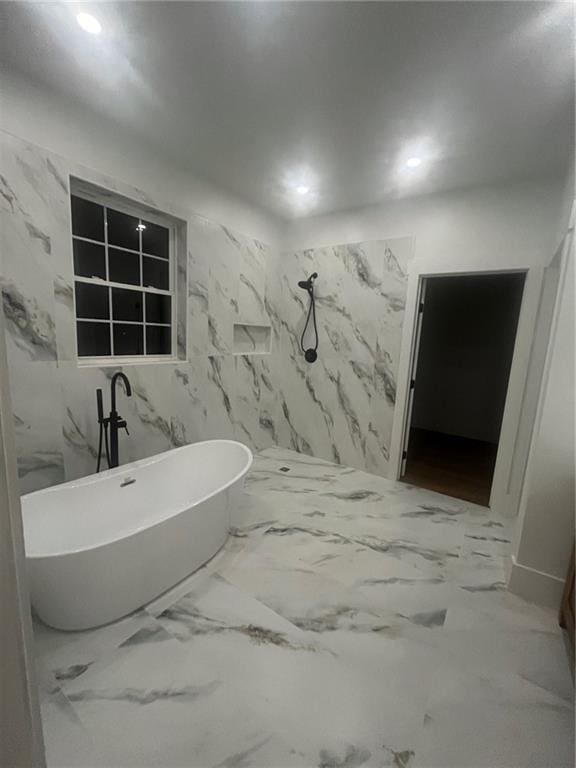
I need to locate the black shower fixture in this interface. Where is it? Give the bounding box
[95,372,132,471]
[298,272,319,363]
[298,272,317,292]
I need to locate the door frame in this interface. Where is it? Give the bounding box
[389,261,544,515]
[398,276,427,478]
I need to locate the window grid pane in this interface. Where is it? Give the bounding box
[142,219,170,259]
[113,322,144,356]
[108,247,141,286]
[143,255,170,290]
[73,239,106,279]
[111,287,144,323]
[107,208,140,251]
[75,282,110,319]
[72,194,174,358]
[146,324,172,355]
[71,196,105,241]
[76,320,111,356]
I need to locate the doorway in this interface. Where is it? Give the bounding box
[401,272,525,506]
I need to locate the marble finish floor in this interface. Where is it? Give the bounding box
[34,448,574,767]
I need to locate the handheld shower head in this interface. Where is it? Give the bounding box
[298,272,318,291]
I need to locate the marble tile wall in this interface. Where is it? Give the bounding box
[1,130,412,494]
[263,237,412,475]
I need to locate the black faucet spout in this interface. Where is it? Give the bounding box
[110,372,132,414]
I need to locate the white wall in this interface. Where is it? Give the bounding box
[553,155,575,248]
[283,178,563,271]
[0,70,282,246]
[0,310,45,768]
[509,217,574,608]
[505,251,562,520]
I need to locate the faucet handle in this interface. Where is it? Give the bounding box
[117,417,129,435]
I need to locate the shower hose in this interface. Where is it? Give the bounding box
[300,275,319,363]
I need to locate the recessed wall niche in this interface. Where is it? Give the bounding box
[233,323,272,355]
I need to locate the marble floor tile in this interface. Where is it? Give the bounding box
[445,582,563,633]
[424,622,574,704]
[158,576,422,766]
[153,572,423,765]
[33,609,156,681]
[60,621,189,698]
[35,446,573,768]
[220,547,397,637]
[70,673,305,768]
[39,690,109,768]
[414,667,574,768]
[352,573,456,628]
[156,570,321,648]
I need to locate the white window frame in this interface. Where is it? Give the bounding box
[70,188,178,367]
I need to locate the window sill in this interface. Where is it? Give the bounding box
[77,356,183,369]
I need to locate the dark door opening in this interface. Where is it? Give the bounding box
[401,272,525,506]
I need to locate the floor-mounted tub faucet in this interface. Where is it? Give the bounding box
[109,372,132,468]
[96,372,132,471]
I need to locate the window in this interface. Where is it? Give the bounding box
[71,193,175,359]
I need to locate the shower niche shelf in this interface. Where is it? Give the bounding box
[233,323,272,355]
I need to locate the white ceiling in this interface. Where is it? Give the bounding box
[0,2,573,220]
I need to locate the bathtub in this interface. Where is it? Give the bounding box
[21,440,253,631]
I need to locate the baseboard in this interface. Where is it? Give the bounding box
[508,555,565,609]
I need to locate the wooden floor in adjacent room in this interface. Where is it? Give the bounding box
[401,428,498,506]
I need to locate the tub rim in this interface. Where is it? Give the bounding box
[22,439,253,560]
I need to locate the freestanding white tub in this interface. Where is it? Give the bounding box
[21,440,253,631]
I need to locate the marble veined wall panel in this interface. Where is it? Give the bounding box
[9,361,65,492]
[264,237,412,476]
[0,135,62,364]
[1,132,272,493]
[1,130,412,493]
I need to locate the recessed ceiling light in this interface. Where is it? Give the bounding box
[296,185,310,195]
[405,156,422,169]
[76,13,102,35]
